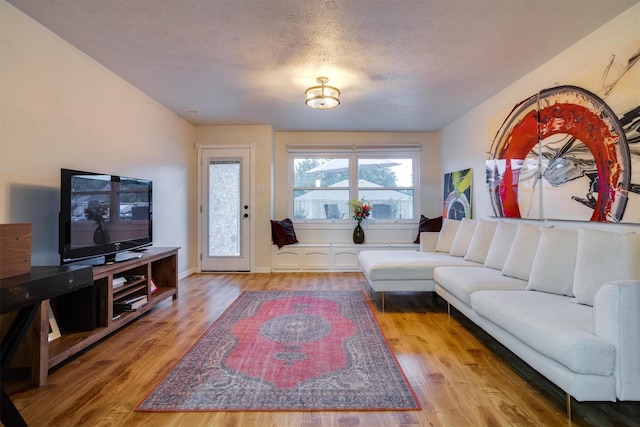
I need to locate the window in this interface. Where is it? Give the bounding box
[289,146,419,221]
[292,157,350,220]
[358,158,414,220]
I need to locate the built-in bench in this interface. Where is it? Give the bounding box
[272,242,418,271]
[271,222,420,271]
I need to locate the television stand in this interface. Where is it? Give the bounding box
[5,247,179,387]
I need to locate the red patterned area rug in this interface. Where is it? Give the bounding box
[137,290,420,412]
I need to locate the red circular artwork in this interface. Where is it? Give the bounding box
[487,86,630,222]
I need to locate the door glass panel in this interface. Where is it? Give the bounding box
[209,160,240,256]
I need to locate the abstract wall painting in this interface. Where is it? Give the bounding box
[443,168,472,219]
[486,41,640,223]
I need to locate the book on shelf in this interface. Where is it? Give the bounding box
[124,274,146,283]
[115,294,146,305]
[114,295,148,311]
[113,276,127,289]
[48,306,61,342]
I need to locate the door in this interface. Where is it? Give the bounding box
[200,147,251,271]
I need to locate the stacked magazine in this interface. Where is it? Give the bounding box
[114,294,148,313]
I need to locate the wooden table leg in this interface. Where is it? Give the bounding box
[1,304,38,427]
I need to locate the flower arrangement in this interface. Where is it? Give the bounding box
[85,201,110,224]
[350,199,372,223]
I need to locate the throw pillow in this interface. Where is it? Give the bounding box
[434,219,461,253]
[484,221,519,270]
[449,218,478,257]
[526,228,578,296]
[464,219,499,263]
[270,218,299,248]
[501,223,542,281]
[414,215,443,243]
[573,228,640,306]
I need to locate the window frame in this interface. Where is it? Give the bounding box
[287,145,420,223]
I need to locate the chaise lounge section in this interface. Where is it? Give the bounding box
[359,217,640,416]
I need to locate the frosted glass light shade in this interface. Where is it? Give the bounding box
[305,77,340,109]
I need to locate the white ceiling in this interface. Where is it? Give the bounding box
[7,0,639,131]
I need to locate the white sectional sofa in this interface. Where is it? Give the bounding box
[358,218,640,413]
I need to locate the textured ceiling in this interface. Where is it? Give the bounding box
[7,0,639,131]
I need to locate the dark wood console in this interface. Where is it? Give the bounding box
[1,264,94,427]
[5,247,179,388]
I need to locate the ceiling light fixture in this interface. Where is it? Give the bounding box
[305,77,340,109]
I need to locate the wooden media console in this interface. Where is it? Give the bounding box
[8,247,179,387]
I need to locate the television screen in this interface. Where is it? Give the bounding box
[60,169,152,264]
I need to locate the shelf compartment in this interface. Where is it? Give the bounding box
[113,283,147,301]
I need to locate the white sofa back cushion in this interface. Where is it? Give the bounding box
[526,228,578,296]
[419,232,440,252]
[434,219,461,253]
[449,218,477,257]
[464,219,498,263]
[573,229,640,306]
[501,223,542,281]
[484,221,519,270]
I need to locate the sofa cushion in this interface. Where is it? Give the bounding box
[414,215,443,243]
[449,218,477,257]
[501,223,542,281]
[471,290,615,376]
[359,250,477,281]
[484,221,518,270]
[464,219,498,264]
[527,228,578,296]
[434,266,527,306]
[434,219,461,253]
[573,229,640,306]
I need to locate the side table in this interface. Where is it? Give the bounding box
[1,265,93,427]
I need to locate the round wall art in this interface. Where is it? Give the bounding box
[487,85,631,222]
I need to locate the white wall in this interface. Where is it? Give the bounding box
[440,4,640,233]
[0,1,197,272]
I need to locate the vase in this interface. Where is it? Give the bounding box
[353,222,365,244]
[93,221,110,244]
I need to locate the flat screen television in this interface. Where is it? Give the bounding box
[59,168,152,265]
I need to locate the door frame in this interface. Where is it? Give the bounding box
[196,143,255,272]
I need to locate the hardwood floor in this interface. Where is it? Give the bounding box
[6,272,639,426]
